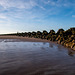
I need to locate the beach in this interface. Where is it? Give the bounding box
[0,36,75,75]
[0,35,50,42]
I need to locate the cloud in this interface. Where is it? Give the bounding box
[72,15,75,18]
[0,0,73,10]
[43,0,75,7]
[0,0,37,9]
[0,20,5,23]
[0,14,7,19]
[0,0,74,25]
[0,0,45,11]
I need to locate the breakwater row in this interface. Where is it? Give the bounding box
[5,28,75,50]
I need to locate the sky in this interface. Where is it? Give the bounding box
[0,0,75,34]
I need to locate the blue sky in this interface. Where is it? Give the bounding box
[0,0,75,34]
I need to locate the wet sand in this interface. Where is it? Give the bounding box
[0,35,49,42]
[0,36,75,75]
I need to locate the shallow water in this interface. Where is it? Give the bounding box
[0,39,75,75]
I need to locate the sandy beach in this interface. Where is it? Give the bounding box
[0,35,75,75]
[0,36,75,75]
[0,35,49,42]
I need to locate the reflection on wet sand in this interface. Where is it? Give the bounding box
[0,39,75,75]
[49,43,53,48]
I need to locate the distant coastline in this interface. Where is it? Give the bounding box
[0,27,75,50]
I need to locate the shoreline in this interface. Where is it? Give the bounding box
[0,35,50,42]
[0,35,74,51]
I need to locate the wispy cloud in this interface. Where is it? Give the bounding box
[43,0,75,7]
[0,0,45,19]
[72,15,75,18]
[0,15,6,19]
[0,0,74,20]
[0,0,37,9]
[0,0,74,34]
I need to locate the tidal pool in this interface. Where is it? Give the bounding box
[0,39,75,75]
